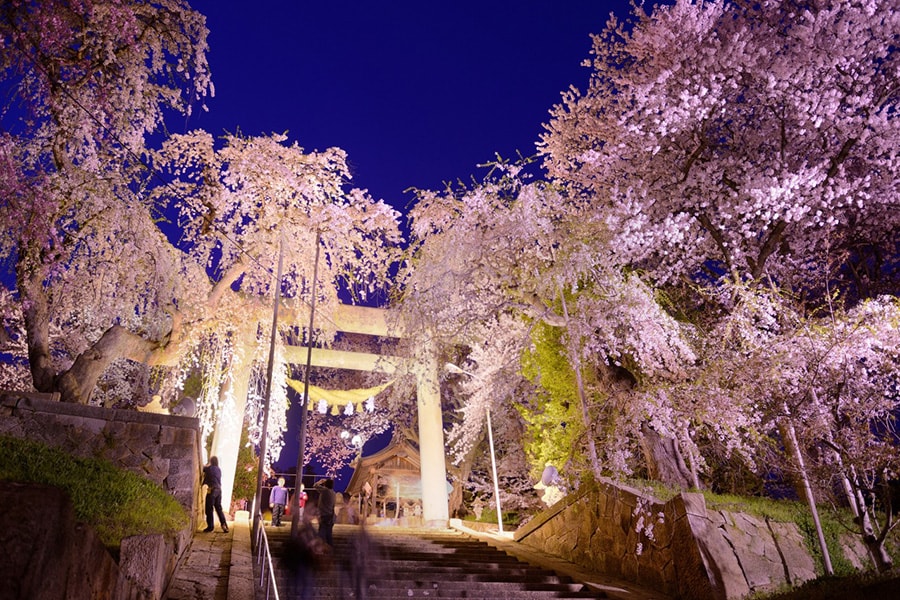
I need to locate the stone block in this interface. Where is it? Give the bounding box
[0,482,72,600]
[722,512,785,592]
[120,534,170,598]
[123,423,160,454]
[840,533,871,572]
[164,473,194,490]
[771,521,817,585]
[79,416,108,437]
[67,522,121,600]
[160,425,199,447]
[160,443,192,461]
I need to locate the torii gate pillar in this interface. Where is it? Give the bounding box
[413,342,450,526]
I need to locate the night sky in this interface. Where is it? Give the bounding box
[182,1,633,482]
[186,1,632,219]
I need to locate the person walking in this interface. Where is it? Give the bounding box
[314,478,336,545]
[202,456,228,533]
[270,477,289,526]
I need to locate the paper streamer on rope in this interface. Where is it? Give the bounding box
[286,379,394,415]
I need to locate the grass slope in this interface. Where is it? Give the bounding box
[0,435,189,550]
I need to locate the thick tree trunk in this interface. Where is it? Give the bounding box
[19,273,55,393]
[56,325,164,404]
[639,422,695,490]
[447,438,481,518]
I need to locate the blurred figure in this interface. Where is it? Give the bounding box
[338,492,359,524]
[297,483,308,520]
[283,523,330,600]
[315,478,336,545]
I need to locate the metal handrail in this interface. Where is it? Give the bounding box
[254,512,280,600]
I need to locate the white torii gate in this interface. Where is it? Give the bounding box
[208,304,450,527]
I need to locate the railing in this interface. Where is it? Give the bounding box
[254,511,281,600]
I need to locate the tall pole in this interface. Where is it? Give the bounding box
[253,238,284,534]
[485,408,504,533]
[291,231,321,537]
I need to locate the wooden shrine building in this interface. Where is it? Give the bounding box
[345,437,426,526]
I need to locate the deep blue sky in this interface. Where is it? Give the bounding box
[186,1,631,218]
[183,2,634,484]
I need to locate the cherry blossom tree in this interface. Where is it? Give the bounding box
[399,164,698,487]
[0,1,404,418]
[540,0,899,297]
[0,0,212,402]
[764,296,900,571]
[401,2,899,540]
[535,0,898,562]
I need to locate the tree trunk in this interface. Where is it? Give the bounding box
[639,422,695,489]
[56,325,164,403]
[558,291,603,481]
[447,447,477,518]
[19,272,55,393]
[845,468,895,573]
[779,415,834,575]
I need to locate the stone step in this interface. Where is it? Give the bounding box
[259,525,606,599]
[274,577,600,598]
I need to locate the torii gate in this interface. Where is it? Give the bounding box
[207,304,450,526]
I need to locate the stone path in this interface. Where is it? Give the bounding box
[164,524,233,600]
[163,514,669,600]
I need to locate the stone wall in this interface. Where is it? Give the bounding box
[515,479,822,600]
[0,391,202,599]
[0,481,148,600]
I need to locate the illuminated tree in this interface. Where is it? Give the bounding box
[540,0,899,297]
[400,165,696,486]
[533,0,898,562]
[0,1,404,418]
[0,0,212,401]
[764,296,900,571]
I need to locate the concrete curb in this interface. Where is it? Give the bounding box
[227,511,255,600]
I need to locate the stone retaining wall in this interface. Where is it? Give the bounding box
[0,481,151,600]
[515,479,824,600]
[0,391,202,599]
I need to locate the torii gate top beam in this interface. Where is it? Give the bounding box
[333,304,404,338]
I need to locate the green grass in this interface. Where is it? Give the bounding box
[0,435,189,550]
[467,508,521,527]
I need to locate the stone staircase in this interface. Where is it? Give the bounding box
[260,524,607,599]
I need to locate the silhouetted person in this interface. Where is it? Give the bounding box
[202,456,228,532]
[315,478,336,545]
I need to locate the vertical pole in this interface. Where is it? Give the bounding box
[780,406,833,575]
[253,239,284,534]
[291,231,321,537]
[486,408,504,533]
